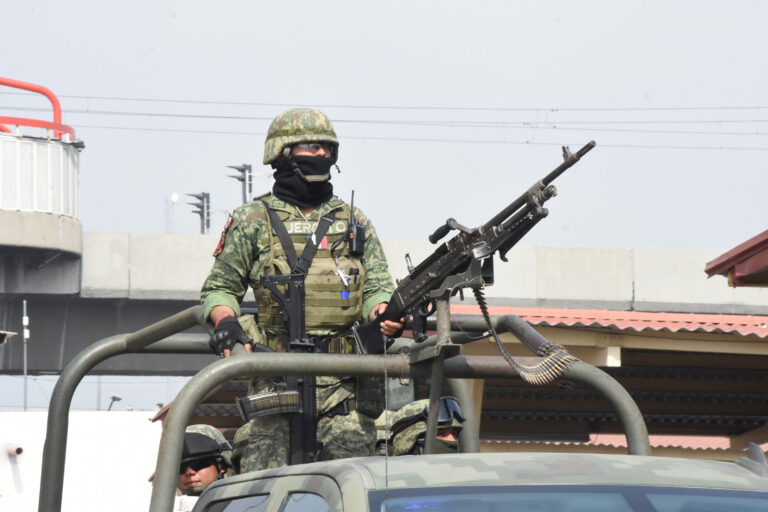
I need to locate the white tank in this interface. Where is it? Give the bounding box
[0,132,80,218]
[0,79,83,294]
[0,132,82,257]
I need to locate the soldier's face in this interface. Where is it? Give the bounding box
[436,427,460,442]
[178,458,219,491]
[291,142,333,158]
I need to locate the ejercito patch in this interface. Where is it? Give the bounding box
[213,215,233,257]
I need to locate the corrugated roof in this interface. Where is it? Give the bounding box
[451,305,768,338]
[589,434,768,452]
[485,434,768,452]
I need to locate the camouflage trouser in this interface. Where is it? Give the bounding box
[234,376,376,473]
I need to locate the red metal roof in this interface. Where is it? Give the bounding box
[590,434,725,450]
[491,434,768,452]
[451,305,768,338]
[705,229,768,286]
[589,434,768,452]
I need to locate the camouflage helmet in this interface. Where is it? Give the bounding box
[229,423,250,474]
[375,410,395,456]
[390,397,465,456]
[263,107,339,165]
[180,424,233,495]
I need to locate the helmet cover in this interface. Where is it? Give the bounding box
[390,398,464,455]
[263,107,338,165]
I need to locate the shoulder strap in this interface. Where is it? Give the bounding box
[294,211,336,274]
[263,203,299,269]
[262,201,338,274]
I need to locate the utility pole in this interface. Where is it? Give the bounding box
[165,192,179,233]
[22,300,29,411]
[186,192,211,234]
[226,164,253,204]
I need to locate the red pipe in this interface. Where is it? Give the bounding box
[0,124,10,134]
[0,77,73,139]
[0,116,75,137]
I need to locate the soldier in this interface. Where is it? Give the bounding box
[388,397,466,455]
[177,425,233,496]
[201,107,406,472]
[229,422,249,474]
[374,410,392,456]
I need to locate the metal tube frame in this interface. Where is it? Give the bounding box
[424,298,450,454]
[39,305,650,512]
[38,306,208,512]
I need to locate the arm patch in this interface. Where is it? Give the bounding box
[213,215,234,257]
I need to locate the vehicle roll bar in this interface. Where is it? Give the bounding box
[38,307,209,512]
[38,305,650,512]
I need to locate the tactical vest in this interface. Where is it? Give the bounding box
[254,198,366,333]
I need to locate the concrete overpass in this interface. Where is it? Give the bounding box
[0,230,766,374]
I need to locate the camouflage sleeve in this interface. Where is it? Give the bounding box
[201,207,260,320]
[356,207,395,319]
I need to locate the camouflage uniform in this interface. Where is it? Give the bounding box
[388,399,465,456]
[230,422,250,474]
[202,194,392,333]
[202,110,395,473]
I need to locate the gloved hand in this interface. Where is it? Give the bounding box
[209,316,253,356]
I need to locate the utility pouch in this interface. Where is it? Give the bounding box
[235,390,301,422]
[354,376,384,418]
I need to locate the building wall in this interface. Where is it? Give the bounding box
[79,233,768,313]
[0,411,161,512]
[1,233,766,374]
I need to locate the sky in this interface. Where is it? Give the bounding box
[2,0,766,252]
[1,1,767,410]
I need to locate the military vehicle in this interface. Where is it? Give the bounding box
[37,304,768,512]
[37,143,768,511]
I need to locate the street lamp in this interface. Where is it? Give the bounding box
[226,164,253,204]
[186,192,211,234]
[108,395,122,411]
[0,330,16,345]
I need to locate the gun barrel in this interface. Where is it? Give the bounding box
[481,141,595,232]
[541,140,596,187]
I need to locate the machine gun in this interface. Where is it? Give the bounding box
[353,141,596,354]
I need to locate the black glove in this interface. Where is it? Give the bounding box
[209,316,253,355]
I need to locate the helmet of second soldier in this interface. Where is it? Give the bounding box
[390,397,465,456]
[178,424,233,496]
[229,423,250,474]
[263,107,339,166]
[375,410,392,456]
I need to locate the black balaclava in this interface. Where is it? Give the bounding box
[272,155,334,208]
[432,438,460,454]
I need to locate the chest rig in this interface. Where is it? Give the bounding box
[254,198,366,335]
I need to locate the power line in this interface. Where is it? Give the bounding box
[1,90,766,113]
[3,105,767,129]
[5,101,766,149]
[68,124,768,151]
